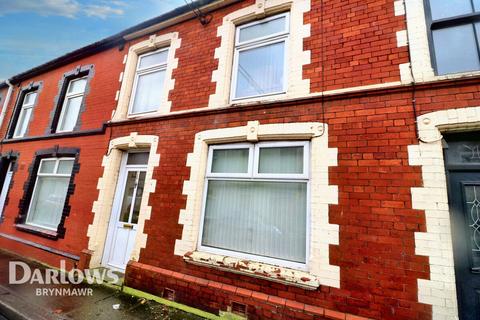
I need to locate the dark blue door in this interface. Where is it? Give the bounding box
[445,133,480,320]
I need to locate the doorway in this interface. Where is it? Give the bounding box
[101,151,148,271]
[444,132,480,319]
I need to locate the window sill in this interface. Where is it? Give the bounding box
[421,69,480,84]
[229,92,289,106]
[15,224,59,240]
[183,251,319,290]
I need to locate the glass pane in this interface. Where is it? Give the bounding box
[445,139,480,165]
[27,176,69,229]
[428,0,472,20]
[235,41,285,98]
[68,78,87,94]
[127,152,149,165]
[131,171,146,224]
[433,24,480,75]
[131,70,166,114]
[14,108,32,137]
[119,171,137,223]
[239,16,286,43]
[211,149,249,173]
[464,185,480,269]
[259,146,304,174]
[475,0,480,11]
[57,160,74,175]
[202,180,307,263]
[23,92,37,106]
[39,160,56,174]
[138,50,168,69]
[58,96,82,132]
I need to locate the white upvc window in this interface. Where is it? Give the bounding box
[231,12,289,101]
[199,141,310,269]
[56,77,87,132]
[13,91,37,138]
[25,158,74,231]
[129,47,169,115]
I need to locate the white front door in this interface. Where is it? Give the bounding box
[0,161,14,218]
[102,152,148,271]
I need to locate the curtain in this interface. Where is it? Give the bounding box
[14,107,32,137]
[59,95,82,131]
[235,41,285,98]
[239,16,286,43]
[211,149,249,173]
[202,180,307,263]
[131,69,165,114]
[139,50,168,69]
[259,146,303,174]
[27,176,70,229]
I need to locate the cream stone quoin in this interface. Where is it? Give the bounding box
[208,0,311,107]
[175,121,340,289]
[114,32,181,120]
[409,106,480,320]
[88,133,160,268]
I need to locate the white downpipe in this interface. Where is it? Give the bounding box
[0,80,13,129]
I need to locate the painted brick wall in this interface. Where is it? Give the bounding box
[0,46,124,138]
[0,46,125,267]
[0,133,111,268]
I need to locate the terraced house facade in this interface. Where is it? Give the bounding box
[0,0,479,319]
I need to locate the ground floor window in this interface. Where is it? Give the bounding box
[25,158,74,230]
[199,141,309,266]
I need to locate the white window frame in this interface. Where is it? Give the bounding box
[198,140,310,270]
[230,12,290,101]
[128,47,169,116]
[56,76,88,133]
[0,161,15,219]
[13,91,37,138]
[206,143,254,178]
[25,157,74,231]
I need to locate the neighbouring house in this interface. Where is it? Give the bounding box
[0,0,479,319]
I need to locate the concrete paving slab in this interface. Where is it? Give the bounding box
[0,250,206,320]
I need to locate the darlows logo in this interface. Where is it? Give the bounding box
[9,260,120,296]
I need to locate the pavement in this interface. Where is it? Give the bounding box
[0,250,205,320]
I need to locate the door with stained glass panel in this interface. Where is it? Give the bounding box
[102,152,148,271]
[444,133,480,319]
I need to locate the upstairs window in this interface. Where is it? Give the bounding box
[129,48,169,115]
[199,141,309,268]
[427,0,480,75]
[231,13,289,100]
[13,91,37,138]
[25,158,74,231]
[56,77,87,132]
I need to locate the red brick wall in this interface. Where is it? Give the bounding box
[0,45,124,267]
[0,133,111,268]
[0,46,124,138]
[104,83,452,319]
[305,0,409,92]
[117,79,480,319]
[0,0,470,319]
[122,0,408,113]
